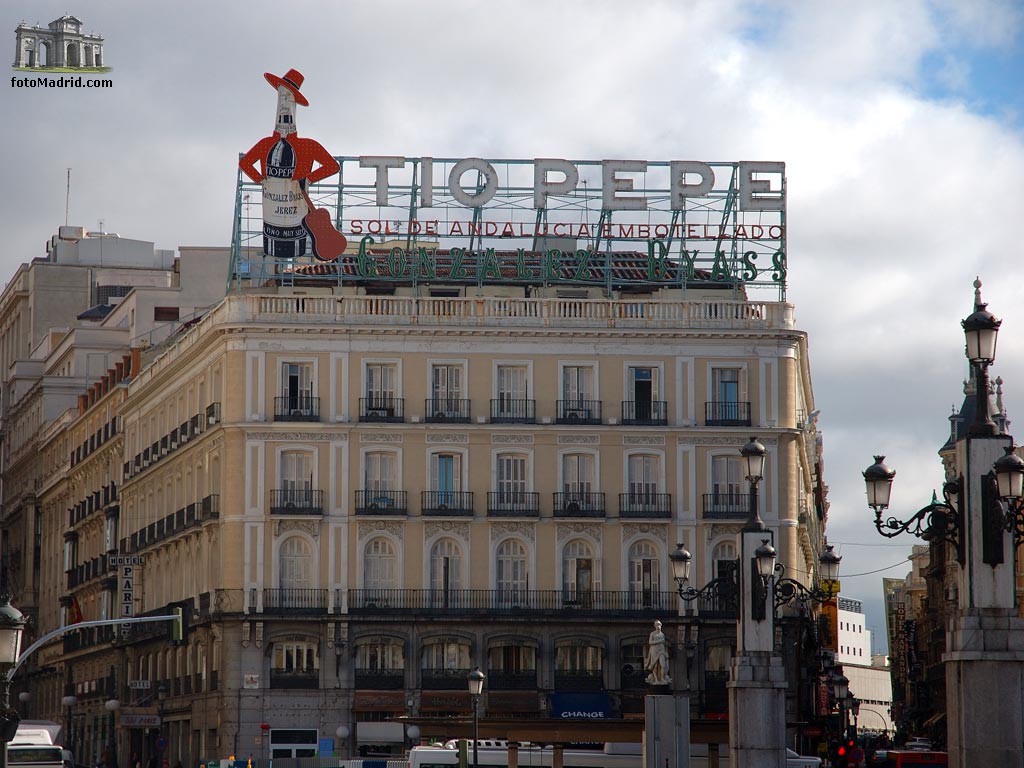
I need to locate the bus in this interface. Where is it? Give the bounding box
[7,745,68,768]
[407,743,638,768]
[881,751,948,768]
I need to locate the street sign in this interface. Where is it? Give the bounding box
[156,737,168,751]
[129,680,151,689]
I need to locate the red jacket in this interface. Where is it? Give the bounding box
[239,132,339,185]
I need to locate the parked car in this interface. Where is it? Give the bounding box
[786,748,823,767]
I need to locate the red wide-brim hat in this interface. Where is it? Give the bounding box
[264,68,309,107]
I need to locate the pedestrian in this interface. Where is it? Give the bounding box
[132,753,141,768]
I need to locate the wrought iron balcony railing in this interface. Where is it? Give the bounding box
[359,396,405,423]
[556,400,602,425]
[421,668,473,690]
[348,588,680,615]
[270,489,324,515]
[702,492,748,519]
[421,491,474,516]
[274,395,320,422]
[354,670,404,690]
[487,492,540,517]
[553,671,605,691]
[618,492,672,518]
[621,400,668,425]
[704,400,751,426]
[485,671,538,690]
[490,399,536,424]
[355,490,408,515]
[553,491,606,518]
[425,398,471,423]
[262,588,328,611]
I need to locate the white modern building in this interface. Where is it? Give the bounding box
[838,596,893,736]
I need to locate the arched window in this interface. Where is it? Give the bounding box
[555,641,604,689]
[279,537,313,589]
[562,539,597,602]
[363,537,396,591]
[429,538,463,592]
[495,539,528,602]
[711,540,737,580]
[628,540,660,605]
[421,638,471,688]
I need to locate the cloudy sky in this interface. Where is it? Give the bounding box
[5,0,1024,652]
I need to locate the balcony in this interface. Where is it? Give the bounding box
[262,588,328,613]
[490,399,536,424]
[421,668,473,690]
[424,398,471,424]
[702,492,747,519]
[354,670,404,690]
[270,489,324,515]
[553,491,606,518]
[553,671,604,691]
[274,395,320,422]
[486,671,538,691]
[348,588,678,616]
[487,492,540,517]
[355,490,408,515]
[618,492,672,518]
[206,401,221,427]
[621,400,668,426]
[556,400,602,425]
[359,397,405,423]
[705,400,751,426]
[269,669,320,689]
[421,491,474,516]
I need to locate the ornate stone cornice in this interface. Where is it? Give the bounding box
[489,521,536,543]
[248,431,347,442]
[492,434,534,444]
[623,434,665,446]
[681,436,779,446]
[357,520,404,541]
[425,433,469,444]
[557,434,600,445]
[425,521,470,539]
[359,433,403,443]
[556,522,602,543]
[622,523,669,545]
[273,519,320,538]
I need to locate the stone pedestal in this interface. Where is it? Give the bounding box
[643,694,690,768]
[728,652,787,768]
[945,609,1024,768]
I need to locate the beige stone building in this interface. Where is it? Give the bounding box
[45,279,828,764]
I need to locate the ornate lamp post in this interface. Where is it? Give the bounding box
[0,596,27,768]
[861,279,1024,768]
[467,668,484,768]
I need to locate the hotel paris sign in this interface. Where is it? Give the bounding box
[237,69,788,294]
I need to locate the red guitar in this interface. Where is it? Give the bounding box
[300,187,347,262]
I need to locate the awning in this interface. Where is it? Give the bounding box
[922,712,946,728]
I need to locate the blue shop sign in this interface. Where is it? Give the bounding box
[549,692,612,719]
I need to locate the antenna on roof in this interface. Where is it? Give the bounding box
[65,168,71,225]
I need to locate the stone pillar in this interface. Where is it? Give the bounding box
[643,694,690,768]
[729,527,787,768]
[944,433,1024,768]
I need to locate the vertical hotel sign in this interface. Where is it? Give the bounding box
[111,554,143,637]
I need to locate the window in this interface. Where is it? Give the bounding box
[628,540,660,601]
[153,307,180,322]
[431,364,463,400]
[280,362,315,417]
[430,453,462,495]
[364,451,397,492]
[429,538,463,592]
[281,451,313,492]
[626,366,660,421]
[422,639,471,672]
[496,453,528,500]
[487,642,536,674]
[562,365,594,402]
[711,455,743,506]
[363,537,396,590]
[711,540,737,580]
[713,368,740,403]
[356,638,404,671]
[495,539,528,597]
[365,363,397,403]
[627,454,660,501]
[562,453,595,495]
[562,539,598,598]
[555,642,603,672]
[279,537,312,589]
[494,364,531,421]
[272,641,318,673]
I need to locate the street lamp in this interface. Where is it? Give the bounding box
[740,436,767,528]
[0,595,27,768]
[467,668,484,768]
[772,544,842,613]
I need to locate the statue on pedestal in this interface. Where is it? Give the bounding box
[644,619,671,686]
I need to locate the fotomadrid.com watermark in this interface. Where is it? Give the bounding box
[12,74,112,88]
